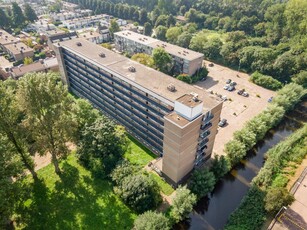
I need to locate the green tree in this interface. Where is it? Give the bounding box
[292,70,307,88]
[265,188,294,213]
[17,73,76,175]
[144,22,152,36]
[166,26,182,44]
[11,2,26,28]
[177,74,192,84]
[115,173,161,213]
[202,37,223,60]
[189,168,216,199]
[0,8,10,29]
[284,0,307,36]
[77,116,127,177]
[177,32,192,48]
[225,139,246,167]
[111,160,137,185]
[0,80,38,180]
[109,19,120,37]
[24,3,38,22]
[250,71,283,90]
[189,31,208,52]
[152,47,173,74]
[134,211,170,230]
[170,186,197,223]
[155,25,167,41]
[139,9,148,24]
[155,15,168,27]
[0,135,23,228]
[131,53,155,67]
[210,155,230,180]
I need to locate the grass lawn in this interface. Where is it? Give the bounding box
[124,135,157,167]
[150,173,174,196]
[15,154,136,230]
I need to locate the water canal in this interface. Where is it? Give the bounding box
[175,101,307,230]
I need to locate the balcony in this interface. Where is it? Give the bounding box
[198,138,209,149]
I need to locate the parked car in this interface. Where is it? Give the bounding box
[237,89,244,95]
[208,63,214,67]
[242,92,249,97]
[223,85,230,90]
[221,95,227,101]
[227,86,235,91]
[226,79,232,84]
[230,81,237,86]
[218,119,227,127]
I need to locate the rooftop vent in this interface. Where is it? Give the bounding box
[190,92,199,102]
[128,66,136,72]
[76,42,82,46]
[99,53,106,58]
[167,84,176,92]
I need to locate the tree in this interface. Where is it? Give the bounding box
[109,19,120,37]
[131,53,155,68]
[155,25,167,41]
[189,169,216,199]
[115,173,161,213]
[23,57,33,65]
[176,74,192,84]
[189,31,208,52]
[17,73,76,175]
[139,9,148,24]
[111,161,137,185]
[292,70,307,88]
[0,80,38,180]
[250,71,283,90]
[210,155,230,180]
[0,8,10,29]
[225,139,246,167]
[265,188,294,213]
[170,186,197,223]
[155,15,168,27]
[11,2,26,28]
[24,3,38,22]
[166,14,176,27]
[77,116,127,177]
[144,22,153,36]
[202,37,223,60]
[152,47,172,74]
[166,26,182,44]
[0,135,23,228]
[284,0,307,37]
[177,32,192,48]
[134,211,170,230]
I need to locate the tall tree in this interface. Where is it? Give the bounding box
[134,211,170,230]
[152,47,173,74]
[24,3,38,22]
[0,80,38,180]
[11,2,26,27]
[144,22,153,36]
[109,19,120,37]
[17,73,76,175]
[188,168,216,199]
[139,9,148,24]
[0,8,10,29]
[0,135,23,228]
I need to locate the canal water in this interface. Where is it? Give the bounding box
[175,101,307,230]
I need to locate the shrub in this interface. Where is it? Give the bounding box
[176,74,192,84]
[292,70,307,88]
[170,186,197,223]
[115,173,161,213]
[188,168,216,199]
[225,140,246,167]
[210,155,230,181]
[111,160,137,185]
[250,71,283,91]
[264,187,294,213]
[134,211,171,230]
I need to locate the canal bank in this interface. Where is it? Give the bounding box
[175,101,307,230]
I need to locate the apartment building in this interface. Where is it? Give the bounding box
[114,30,204,76]
[54,38,222,185]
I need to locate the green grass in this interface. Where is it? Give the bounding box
[150,173,174,196]
[124,135,157,167]
[15,154,136,230]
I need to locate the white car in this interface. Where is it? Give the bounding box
[223,85,230,90]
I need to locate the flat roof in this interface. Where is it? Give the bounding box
[176,94,203,108]
[0,29,19,45]
[114,30,204,61]
[58,38,221,111]
[79,31,101,39]
[165,112,191,127]
[4,42,33,55]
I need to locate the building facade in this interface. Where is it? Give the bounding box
[114,30,204,76]
[54,38,222,185]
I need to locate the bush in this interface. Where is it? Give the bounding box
[192,67,209,83]
[188,168,216,199]
[250,71,283,90]
[176,74,192,84]
[170,186,196,223]
[134,211,171,230]
[264,187,294,213]
[225,186,266,230]
[225,140,246,167]
[210,155,230,181]
[115,173,161,213]
[292,70,307,88]
[111,160,137,185]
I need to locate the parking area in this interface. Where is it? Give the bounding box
[195,60,276,156]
